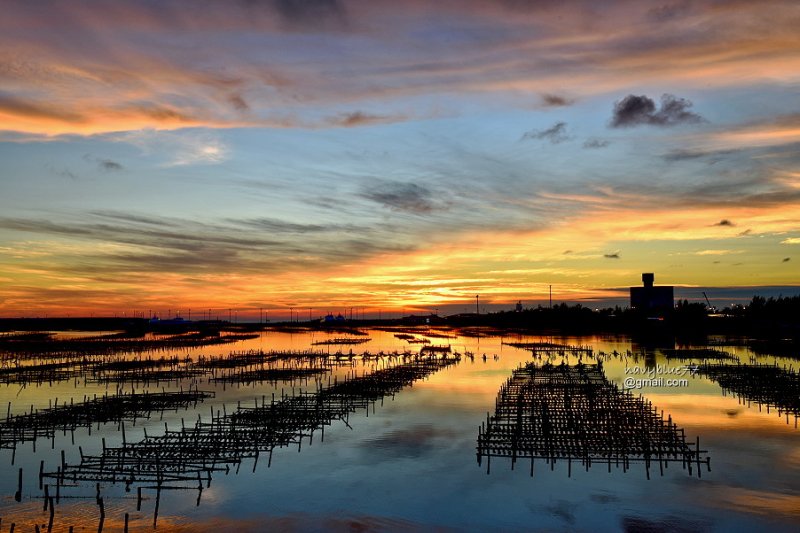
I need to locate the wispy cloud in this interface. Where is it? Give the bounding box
[324,111,405,127]
[0,211,409,277]
[704,114,800,150]
[540,94,574,107]
[521,122,570,144]
[271,0,348,31]
[0,93,85,123]
[694,249,743,256]
[111,130,229,166]
[662,148,740,163]
[583,138,609,149]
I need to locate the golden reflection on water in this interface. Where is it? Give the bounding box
[1,327,797,530]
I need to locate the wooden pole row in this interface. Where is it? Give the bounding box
[699,362,799,427]
[477,362,711,478]
[43,355,459,497]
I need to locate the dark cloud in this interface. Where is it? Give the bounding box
[324,111,401,127]
[604,252,620,259]
[563,250,573,254]
[610,94,704,128]
[540,94,574,107]
[583,138,610,149]
[98,159,123,171]
[521,122,570,144]
[713,219,735,227]
[360,182,437,214]
[270,0,347,30]
[83,154,123,171]
[662,148,739,163]
[228,94,249,111]
[59,169,78,181]
[647,1,692,22]
[662,150,706,161]
[783,257,791,262]
[738,229,752,236]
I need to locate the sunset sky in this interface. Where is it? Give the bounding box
[1,0,799,318]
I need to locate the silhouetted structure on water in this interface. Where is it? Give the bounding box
[477,360,710,478]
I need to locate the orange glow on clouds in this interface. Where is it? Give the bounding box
[1,197,799,315]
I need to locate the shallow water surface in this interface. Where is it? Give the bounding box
[0,328,797,531]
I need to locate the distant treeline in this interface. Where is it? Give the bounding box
[443,295,800,339]
[0,316,147,332]
[722,295,800,321]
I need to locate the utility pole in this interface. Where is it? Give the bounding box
[549,285,552,309]
[476,295,480,315]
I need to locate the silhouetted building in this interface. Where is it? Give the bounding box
[630,273,673,313]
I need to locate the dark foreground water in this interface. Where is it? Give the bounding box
[0,328,797,531]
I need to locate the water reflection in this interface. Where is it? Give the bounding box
[699,363,799,427]
[43,353,458,527]
[0,328,796,531]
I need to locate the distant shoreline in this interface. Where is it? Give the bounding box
[1,306,798,344]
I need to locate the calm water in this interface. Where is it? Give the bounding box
[0,328,797,532]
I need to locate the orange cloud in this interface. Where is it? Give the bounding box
[1,1,799,135]
[3,195,799,316]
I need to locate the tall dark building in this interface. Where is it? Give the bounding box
[630,273,674,312]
